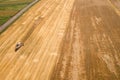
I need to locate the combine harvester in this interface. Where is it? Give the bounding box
[15,42,24,52]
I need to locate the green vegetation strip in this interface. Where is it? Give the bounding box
[0,0,34,26]
[0,0,39,34]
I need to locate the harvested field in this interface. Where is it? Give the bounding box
[0,0,120,80]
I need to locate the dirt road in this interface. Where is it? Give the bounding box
[0,0,120,80]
